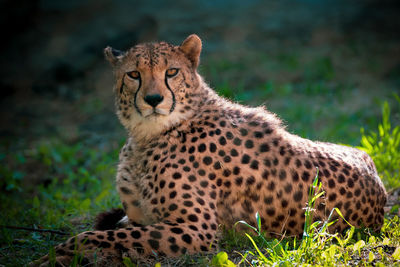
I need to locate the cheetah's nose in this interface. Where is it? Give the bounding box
[144,94,164,108]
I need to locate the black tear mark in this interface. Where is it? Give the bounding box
[133,75,142,116]
[164,76,176,113]
[119,74,126,94]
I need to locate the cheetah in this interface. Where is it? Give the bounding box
[34,34,387,266]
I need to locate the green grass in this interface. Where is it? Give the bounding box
[358,97,400,190]
[0,139,122,265]
[214,198,400,267]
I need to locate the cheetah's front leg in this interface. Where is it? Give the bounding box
[32,219,217,266]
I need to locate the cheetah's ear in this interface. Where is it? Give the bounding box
[104,46,125,66]
[179,34,202,69]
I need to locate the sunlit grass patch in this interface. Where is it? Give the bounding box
[215,192,400,266]
[358,96,400,189]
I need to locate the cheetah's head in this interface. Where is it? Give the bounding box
[105,34,203,140]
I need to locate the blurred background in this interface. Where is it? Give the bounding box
[1,0,399,146]
[0,0,399,264]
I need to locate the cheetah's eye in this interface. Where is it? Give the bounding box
[166,68,179,78]
[127,71,140,80]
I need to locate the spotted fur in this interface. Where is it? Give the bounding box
[33,34,387,266]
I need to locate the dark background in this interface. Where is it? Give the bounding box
[1,0,399,147]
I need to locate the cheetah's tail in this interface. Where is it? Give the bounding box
[94,208,125,230]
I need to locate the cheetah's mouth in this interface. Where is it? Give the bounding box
[142,108,169,117]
